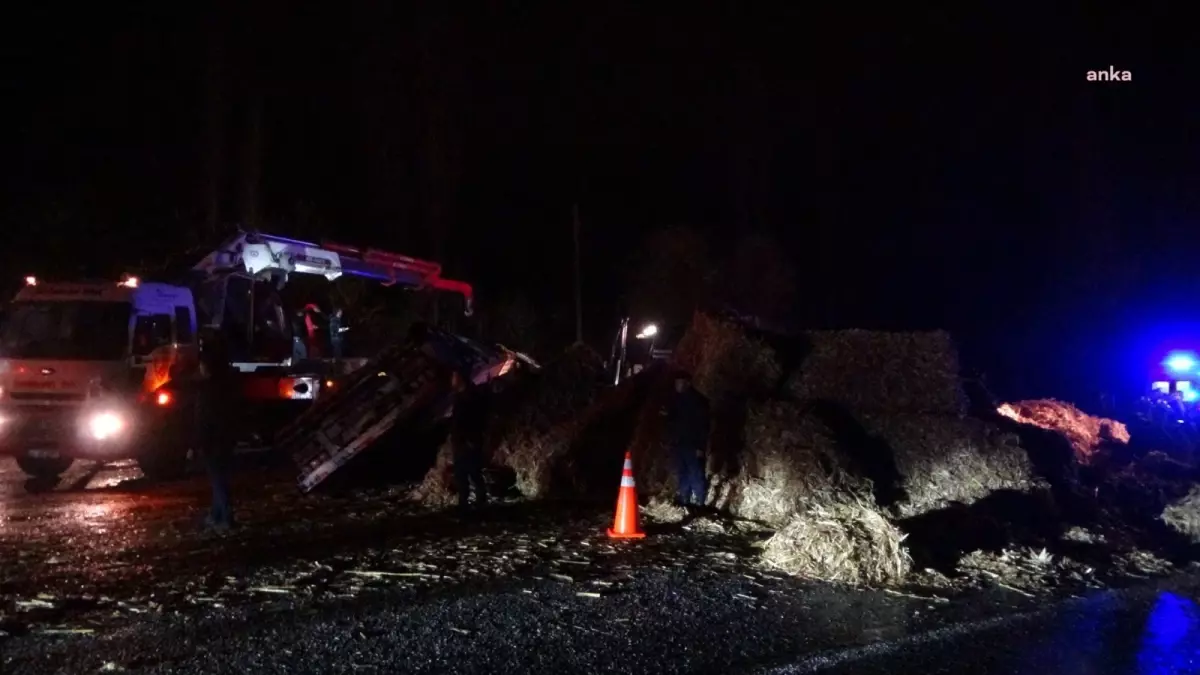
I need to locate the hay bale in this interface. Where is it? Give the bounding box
[722,401,872,526]
[489,345,607,498]
[409,440,458,507]
[672,311,782,403]
[1161,485,1200,544]
[488,346,654,500]
[859,414,1039,518]
[1087,451,1200,550]
[996,399,1130,462]
[628,312,782,499]
[761,500,912,586]
[785,330,967,415]
[642,497,688,524]
[494,344,607,439]
[496,427,576,499]
[720,401,1035,521]
[412,344,607,505]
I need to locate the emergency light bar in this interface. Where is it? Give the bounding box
[1165,351,1198,374]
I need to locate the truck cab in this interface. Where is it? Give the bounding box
[0,276,197,479]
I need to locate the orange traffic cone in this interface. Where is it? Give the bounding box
[606,451,646,539]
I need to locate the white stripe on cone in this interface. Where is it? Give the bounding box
[623,458,632,470]
[620,476,636,487]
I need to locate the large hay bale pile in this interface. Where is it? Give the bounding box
[1101,451,1200,545]
[718,401,1033,524]
[489,345,608,498]
[858,414,1038,518]
[629,311,783,497]
[671,311,782,404]
[412,344,607,503]
[492,344,607,443]
[761,501,912,586]
[996,399,1130,462]
[785,330,967,415]
[711,399,912,585]
[718,401,872,526]
[654,314,1050,585]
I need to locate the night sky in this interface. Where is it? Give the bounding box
[0,5,1190,400]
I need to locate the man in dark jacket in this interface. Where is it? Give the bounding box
[450,371,489,512]
[663,373,711,507]
[329,307,346,359]
[290,310,308,361]
[196,332,237,530]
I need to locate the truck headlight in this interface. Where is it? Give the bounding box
[86,411,125,440]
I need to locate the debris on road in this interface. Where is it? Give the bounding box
[761,501,911,585]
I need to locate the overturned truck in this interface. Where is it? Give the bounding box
[278,325,530,493]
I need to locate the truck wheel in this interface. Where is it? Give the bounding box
[137,445,190,481]
[16,456,74,479]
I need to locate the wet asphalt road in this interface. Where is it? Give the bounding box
[3,457,1200,673]
[766,577,1200,674]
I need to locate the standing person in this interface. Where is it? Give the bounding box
[663,372,711,508]
[449,370,489,513]
[290,309,308,361]
[196,332,237,530]
[329,307,346,359]
[303,304,323,358]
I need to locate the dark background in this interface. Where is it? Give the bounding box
[0,5,1191,403]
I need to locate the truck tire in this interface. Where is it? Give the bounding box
[137,444,190,481]
[16,456,74,479]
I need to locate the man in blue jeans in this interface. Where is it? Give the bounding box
[663,372,711,508]
[196,332,237,530]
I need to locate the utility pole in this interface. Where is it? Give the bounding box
[204,26,226,239]
[573,203,583,344]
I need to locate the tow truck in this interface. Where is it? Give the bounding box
[0,231,508,481]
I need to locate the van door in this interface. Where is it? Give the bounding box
[132,314,172,365]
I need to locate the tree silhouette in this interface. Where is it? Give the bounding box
[480,293,542,355]
[625,227,717,329]
[722,231,796,324]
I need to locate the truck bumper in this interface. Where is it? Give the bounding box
[0,405,149,460]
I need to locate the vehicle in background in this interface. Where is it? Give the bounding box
[0,277,198,479]
[1129,350,1200,454]
[609,318,674,385]
[0,230,480,481]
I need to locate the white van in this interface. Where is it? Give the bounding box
[0,277,197,479]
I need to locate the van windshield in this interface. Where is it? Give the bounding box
[0,301,132,361]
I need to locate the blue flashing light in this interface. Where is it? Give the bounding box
[1164,352,1198,374]
[1184,389,1199,403]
